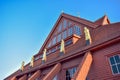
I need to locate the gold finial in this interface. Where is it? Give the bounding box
[77,12,80,17]
[84,27,92,44]
[61,10,64,13]
[21,61,25,71]
[30,56,34,67]
[42,49,47,63]
[60,39,65,53]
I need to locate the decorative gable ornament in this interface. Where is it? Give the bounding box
[42,49,47,64]
[21,61,25,71]
[30,56,34,67]
[59,39,65,56]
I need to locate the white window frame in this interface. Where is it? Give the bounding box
[109,54,120,75]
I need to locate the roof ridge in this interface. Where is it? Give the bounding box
[94,15,110,26]
[62,13,98,28]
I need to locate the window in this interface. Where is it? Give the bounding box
[58,23,62,32]
[48,42,51,48]
[51,47,57,53]
[65,39,72,46]
[68,27,73,36]
[53,75,58,80]
[66,67,77,80]
[57,45,60,50]
[28,73,32,78]
[68,21,72,27]
[52,37,56,45]
[47,50,51,55]
[109,54,120,75]
[74,26,81,36]
[35,56,39,61]
[63,20,67,29]
[40,55,43,58]
[57,34,61,42]
[34,55,43,61]
[48,21,82,50]
[86,39,90,45]
[62,30,67,39]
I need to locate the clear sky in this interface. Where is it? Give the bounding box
[0,0,120,79]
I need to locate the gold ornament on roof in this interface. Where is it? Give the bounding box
[21,61,25,71]
[30,56,34,67]
[42,49,47,62]
[84,27,92,44]
[60,39,65,53]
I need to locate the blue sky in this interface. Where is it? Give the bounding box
[0,0,120,79]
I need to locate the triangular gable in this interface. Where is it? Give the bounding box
[94,15,110,26]
[35,13,98,56]
[34,13,63,56]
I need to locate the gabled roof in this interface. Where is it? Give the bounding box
[61,13,98,28]
[34,13,99,57]
[94,15,110,26]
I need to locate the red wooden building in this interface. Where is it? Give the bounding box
[5,13,120,80]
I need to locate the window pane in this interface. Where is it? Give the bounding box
[74,26,81,36]
[57,34,61,42]
[63,20,67,28]
[114,55,120,63]
[71,67,77,77]
[117,64,120,73]
[86,39,90,45]
[47,50,51,54]
[58,23,62,32]
[110,57,115,65]
[51,48,56,53]
[66,70,71,80]
[68,21,72,27]
[48,42,51,48]
[53,75,58,80]
[62,30,67,39]
[65,39,72,46]
[112,65,118,74]
[52,37,56,45]
[68,27,73,36]
[73,67,77,73]
[66,67,77,80]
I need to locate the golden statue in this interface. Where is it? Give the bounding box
[84,27,92,44]
[59,39,65,56]
[21,61,25,71]
[60,39,65,53]
[30,56,34,67]
[42,49,47,63]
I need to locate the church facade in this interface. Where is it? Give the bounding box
[5,13,120,80]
